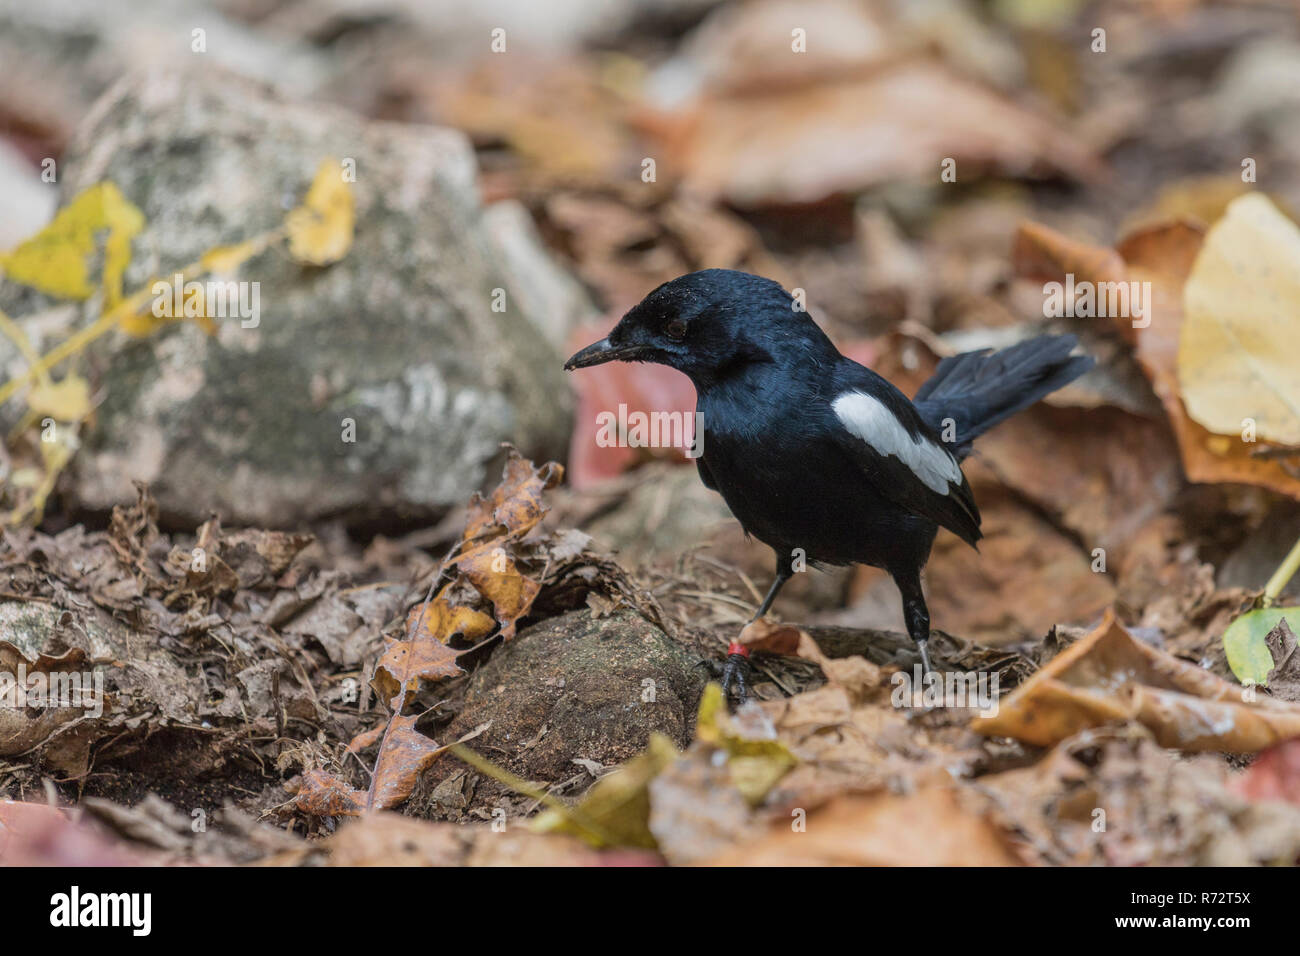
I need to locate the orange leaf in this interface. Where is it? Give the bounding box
[462,450,563,548]
[406,600,495,644]
[373,634,463,710]
[292,769,366,817]
[458,549,542,640]
[347,725,385,754]
[370,715,447,811]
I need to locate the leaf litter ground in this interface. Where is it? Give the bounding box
[4,448,1300,866]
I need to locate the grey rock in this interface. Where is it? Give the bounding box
[55,66,572,526]
[481,199,598,351]
[0,140,55,248]
[0,0,332,145]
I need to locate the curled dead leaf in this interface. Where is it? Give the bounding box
[291,769,366,818]
[0,642,96,765]
[456,550,541,640]
[371,635,463,710]
[461,452,563,549]
[974,608,1300,751]
[406,601,495,645]
[737,618,885,701]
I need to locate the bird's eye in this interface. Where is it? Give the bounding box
[664,320,687,341]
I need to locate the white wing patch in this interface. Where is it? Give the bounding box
[832,391,962,494]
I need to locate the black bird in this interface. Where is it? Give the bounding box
[565,269,1093,703]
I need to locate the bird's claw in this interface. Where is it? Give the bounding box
[916,639,934,676]
[720,653,751,707]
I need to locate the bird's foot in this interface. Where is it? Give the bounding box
[916,638,934,676]
[720,642,751,707]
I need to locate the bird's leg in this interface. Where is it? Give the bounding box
[721,560,794,706]
[751,564,793,620]
[893,569,935,677]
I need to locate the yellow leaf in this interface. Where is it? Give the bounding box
[26,374,92,421]
[285,159,354,265]
[1179,194,1300,445]
[117,309,169,339]
[531,733,679,848]
[201,239,262,275]
[117,280,179,338]
[0,182,144,302]
[406,601,495,644]
[695,683,798,804]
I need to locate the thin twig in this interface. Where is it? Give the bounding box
[1264,535,1300,604]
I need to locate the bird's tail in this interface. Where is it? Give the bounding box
[912,334,1093,458]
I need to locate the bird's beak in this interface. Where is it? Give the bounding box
[564,337,632,370]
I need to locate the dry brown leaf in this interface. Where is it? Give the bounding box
[323,812,464,866]
[346,725,385,754]
[323,811,611,866]
[461,454,563,550]
[871,329,1182,551]
[419,54,635,190]
[974,608,1300,751]
[457,551,541,641]
[738,618,885,701]
[669,61,1098,206]
[291,769,366,818]
[891,485,1114,646]
[1013,217,1300,498]
[369,715,447,811]
[647,752,757,865]
[979,731,1300,866]
[407,600,495,645]
[294,449,563,819]
[453,452,563,637]
[1122,173,1252,235]
[106,482,163,580]
[1126,685,1300,751]
[225,528,315,581]
[705,787,1022,865]
[971,405,1182,551]
[671,0,892,95]
[371,636,463,710]
[0,642,95,765]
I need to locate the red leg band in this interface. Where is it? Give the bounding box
[726,641,751,658]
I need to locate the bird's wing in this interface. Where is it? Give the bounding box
[827,374,982,547]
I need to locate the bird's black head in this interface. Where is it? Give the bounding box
[564,269,834,389]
